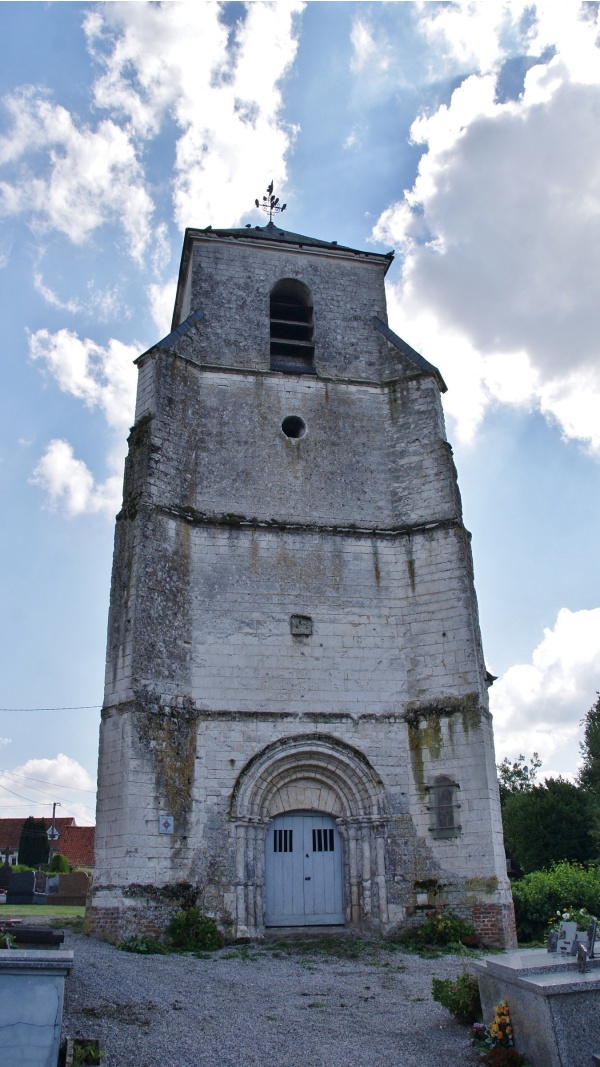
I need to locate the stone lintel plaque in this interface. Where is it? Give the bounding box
[290,614,313,636]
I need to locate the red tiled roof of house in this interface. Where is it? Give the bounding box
[58,824,95,867]
[0,817,94,866]
[0,817,76,851]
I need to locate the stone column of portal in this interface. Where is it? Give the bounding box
[253,821,268,937]
[347,823,360,925]
[375,826,389,927]
[234,822,249,938]
[361,824,372,920]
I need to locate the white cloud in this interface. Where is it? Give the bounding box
[0,753,96,824]
[31,439,123,517]
[0,738,11,747]
[416,1,535,75]
[376,6,600,451]
[490,607,600,773]
[147,277,177,336]
[0,88,154,262]
[28,321,138,517]
[29,328,137,432]
[33,272,81,314]
[84,1,304,231]
[350,18,379,73]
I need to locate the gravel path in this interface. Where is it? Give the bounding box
[60,929,481,1067]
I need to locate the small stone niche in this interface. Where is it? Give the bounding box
[290,614,313,636]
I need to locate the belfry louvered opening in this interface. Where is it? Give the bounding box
[270,278,315,374]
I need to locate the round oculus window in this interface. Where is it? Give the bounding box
[281,415,306,439]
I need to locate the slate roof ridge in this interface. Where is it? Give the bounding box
[137,308,205,361]
[189,221,394,260]
[372,316,447,393]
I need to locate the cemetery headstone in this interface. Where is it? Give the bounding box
[587,918,597,958]
[557,920,578,955]
[5,870,46,904]
[54,871,90,906]
[577,942,588,972]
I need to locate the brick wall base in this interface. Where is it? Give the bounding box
[85,883,197,944]
[470,901,517,949]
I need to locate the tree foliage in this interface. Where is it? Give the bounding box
[511,861,600,941]
[502,778,597,874]
[497,752,541,807]
[578,693,600,794]
[18,816,49,867]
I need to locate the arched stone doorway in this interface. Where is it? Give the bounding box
[229,734,389,938]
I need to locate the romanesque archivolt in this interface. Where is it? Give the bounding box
[230,733,388,822]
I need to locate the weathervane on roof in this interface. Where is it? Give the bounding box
[255,180,286,222]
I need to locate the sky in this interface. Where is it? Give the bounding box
[1,1,599,827]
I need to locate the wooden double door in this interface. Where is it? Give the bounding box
[264,812,344,926]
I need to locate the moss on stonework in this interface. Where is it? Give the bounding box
[463,876,499,894]
[405,694,483,794]
[136,694,199,827]
[128,412,153,437]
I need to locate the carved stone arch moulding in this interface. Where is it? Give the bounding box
[229,734,391,938]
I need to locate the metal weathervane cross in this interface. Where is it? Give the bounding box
[255,181,286,222]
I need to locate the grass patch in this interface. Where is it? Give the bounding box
[263,936,403,961]
[0,905,85,919]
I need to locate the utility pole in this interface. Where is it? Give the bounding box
[48,801,61,863]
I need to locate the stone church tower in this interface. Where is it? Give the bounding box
[87,216,516,946]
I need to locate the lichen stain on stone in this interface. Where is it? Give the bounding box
[137,697,199,830]
[405,694,483,793]
[372,541,381,587]
[386,381,398,420]
[464,876,498,894]
[460,693,482,734]
[407,719,426,793]
[249,528,259,570]
[407,558,416,593]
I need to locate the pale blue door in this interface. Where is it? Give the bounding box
[264,812,344,926]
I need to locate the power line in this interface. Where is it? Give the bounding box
[0,773,96,816]
[0,783,91,820]
[0,705,101,712]
[1,769,97,794]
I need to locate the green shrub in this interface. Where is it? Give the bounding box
[511,861,600,942]
[432,968,482,1023]
[10,864,35,873]
[415,908,476,947]
[167,907,224,952]
[48,853,70,874]
[118,934,167,955]
[72,1039,104,1064]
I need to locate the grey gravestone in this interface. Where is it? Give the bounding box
[558,920,578,954]
[6,870,47,905]
[547,929,558,952]
[34,870,47,894]
[0,865,11,891]
[577,942,588,972]
[46,874,60,895]
[587,918,597,958]
[54,871,90,906]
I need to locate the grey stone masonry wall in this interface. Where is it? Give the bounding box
[90,227,516,949]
